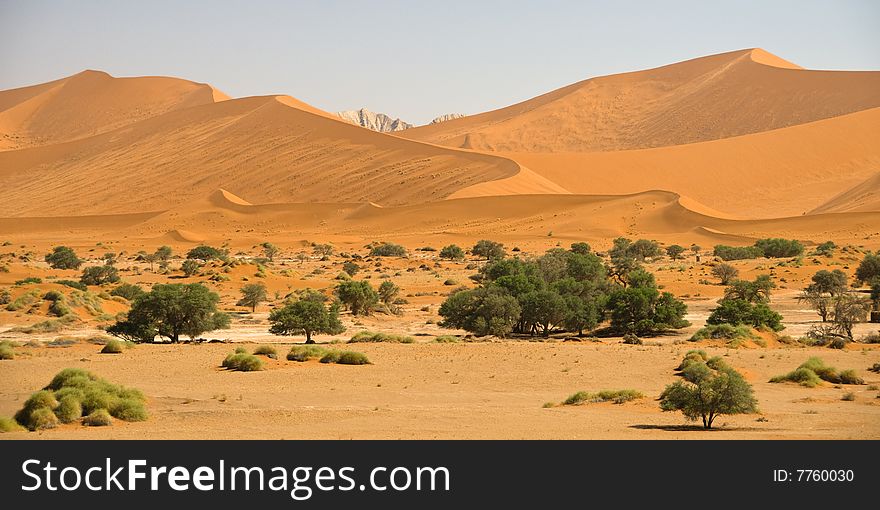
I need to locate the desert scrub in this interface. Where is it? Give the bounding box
[287,344,328,362]
[0,416,25,432]
[434,335,462,343]
[253,345,278,359]
[622,333,642,345]
[689,324,758,347]
[12,368,148,430]
[563,389,644,405]
[83,409,112,427]
[10,314,78,334]
[5,289,40,311]
[100,338,125,354]
[770,357,864,387]
[319,350,371,365]
[349,331,414,343]
[222,352,264,372]
[676,350,708,371]
[0,340,15,360]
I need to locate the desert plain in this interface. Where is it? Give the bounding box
[1,48,879,439]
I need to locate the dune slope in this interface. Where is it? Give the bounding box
[399,49,880,152]
[0,70,227,151]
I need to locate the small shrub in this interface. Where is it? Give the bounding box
[841,392,856,402]
[563,389,644,405]
[0,341,14,360]
[56,280,88,291]
[434,335,462,343]
[622,333,642,345]
[100,339,125,354]
[55,395,83,423]
[287,345,328,362]
[253,345,278,359]
[83,409,112,426]
[349,331,414,344]
[319,351,341,364]
[222,352,264,372]
[677,350,708,371]
[0,416,25,432]
[838,369,864,385]
[335,351,371,365]
[770,358,863,387]
[369,243,406,257]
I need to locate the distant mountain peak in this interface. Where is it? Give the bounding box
[335,108,412,132]
[430,113,466,124]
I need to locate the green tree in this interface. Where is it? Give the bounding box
[809,269,847,296]
[155,245,173,263]
[80,265,120,286]
[181,259,200,277]
[707,299,783,331]
[439,244,465,260]
[831,293,871,340]
[666,245,685,260]
[606,285,689,336]
[110,283,145,302]
[855,253,880,284]
[261,242,280,261]
[520,290,566,337]
[369,243,406,257]
[754,238,804,258]
[813,241,836,257]
[237,283,268,312]
[723,275,775,303]
[438,286,521,337]
[107,283,229,343]
[570,242,591,255]
[335,280,379,315]
[45,246,83,270]
[378,280,400,306]
[268,299,344,343]
[471,240,505,261]
[711,263,739,285]
[312,243,333,258]
[186,245,228,261]
[660,365,758,429]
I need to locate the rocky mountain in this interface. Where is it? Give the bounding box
[430,113,466,124]
[335,108,412,132]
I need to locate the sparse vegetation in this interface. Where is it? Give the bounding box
[563,389,644,405]
[221,351,264,371]
[237,283,268,312]
[770,358,864,387]
[13,368,146,430]
[80,265,120,286]
[253,345,278,359]
[439,244,465,260]
[287,344,328,361]
[711,263,739,285]
[320,350,370,365]
[369,243,406,257]
[349,331,414,343]
[187,245,228,261]
[269,297,345,343]
[45,246,83,270]
[100,338,125,354]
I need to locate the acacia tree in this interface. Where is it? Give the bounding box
[711,263,739,285]
[261,242,280,261]
[666,245,685,260]
[660,364,758,429]
[335,280,379,315]
[439,244,465,260]
[108,283,229,343]
[45,246,83,270]
[268,299,344,344]
[831,293,871,340]
[471,240,505,261]
[237,283,268,312]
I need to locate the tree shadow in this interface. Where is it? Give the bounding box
[629,424,782,432]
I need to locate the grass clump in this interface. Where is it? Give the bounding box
[434,335,462,343]
[563,389,644,405]
[100,338,125,354]
[690,324,758,347]
[83,409,112,426]
[12,369,147,430]
[221,351,264,372]
[319,350,371,365]
[0,340,15,360]
[0,416,25,432]
[349,331,414,344]
[770,357,864,387]
[253,345,278,359]
[287,344,328,362]
[676,350,708,371]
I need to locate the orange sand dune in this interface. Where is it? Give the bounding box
[0,70,227,151]
[809,172,880,214]
[0,95,521,215]
[398,49,880,152]
[498,107,880,218]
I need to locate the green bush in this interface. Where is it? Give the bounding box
[253,345,278,359]
[83,409,112,427]
[0,416,24,432]
[318,350,370,365]
[369,243,406,257]
[56,280,88,291]
[186,245,228,261]
[287,345,328,361]
[713,245,763,261]
[622,333,642,345]
[690,324,759,347]
[27,407,60,430]
[439,245,465,260]
[754,238,804,258]
[222,352,264,372]
[434,335,462,343]
[677,350,708,371]
[660,364,757,429]
[349,331,414,343]
[110,283,145,301]
[0,341,14,360]
[45,246,83,270]
[563,389,644,405]
[335,351,371,365]
[55,395,83,423]
[80,265,120,286]
[100,339,125,354]
[770,358,863,387]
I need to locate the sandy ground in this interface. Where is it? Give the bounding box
[1,339,878,440]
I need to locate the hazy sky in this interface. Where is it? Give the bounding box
[1,0,878,124]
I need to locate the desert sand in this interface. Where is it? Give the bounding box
[1,48,879,439]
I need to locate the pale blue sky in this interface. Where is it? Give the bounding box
[1,0,878,124]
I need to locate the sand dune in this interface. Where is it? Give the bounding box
[0,94,520,215]
[498,106,880,218]
[398,49,880,152]
[809,172,880,214]
[0,70,226,151]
